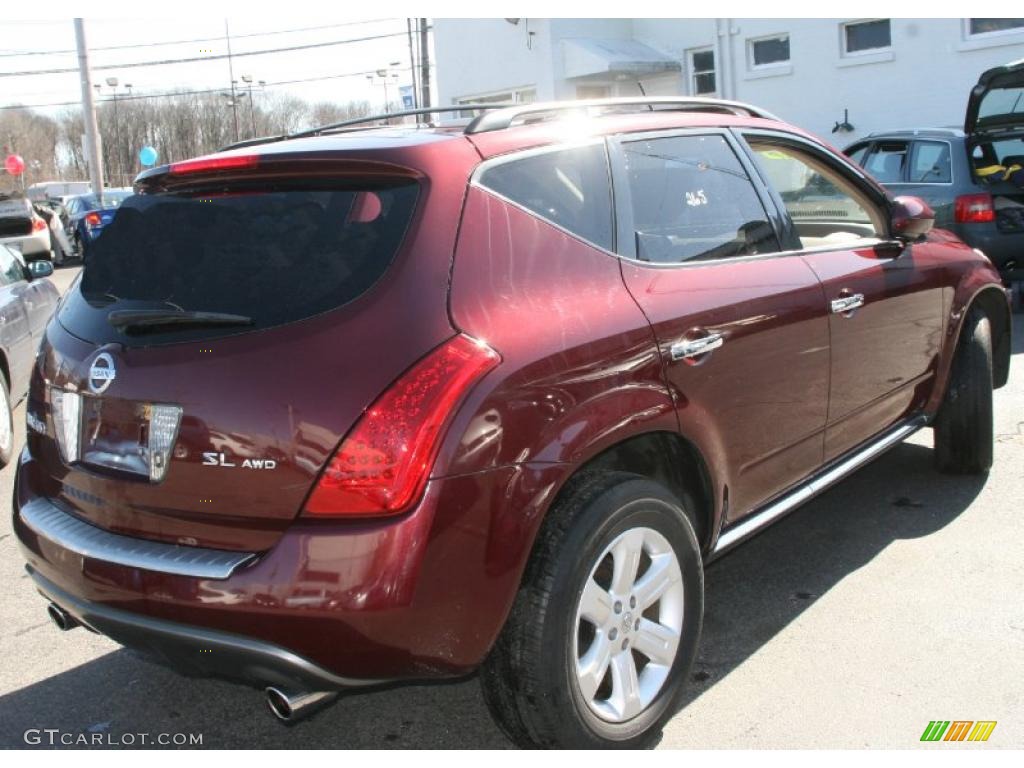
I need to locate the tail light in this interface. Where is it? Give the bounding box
[84,212,102,228]
[169,154,258,175]
[50,389,82,464]
[304,335,500,518]
[31,217,47,232]
[954,193,995,223]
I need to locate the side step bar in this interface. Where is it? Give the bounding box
[712,416,928,557]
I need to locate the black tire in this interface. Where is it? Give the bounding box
[480,471,704,748]
[0,374,14,469]
[933,308,993,474]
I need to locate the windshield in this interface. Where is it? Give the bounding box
[62,180,419,345]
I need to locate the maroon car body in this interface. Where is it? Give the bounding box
[13,100,1011,738]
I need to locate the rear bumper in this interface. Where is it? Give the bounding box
[28,567,385,692]
[0,230,49,258]
[14,447,564,686]
[957,225,1024,281]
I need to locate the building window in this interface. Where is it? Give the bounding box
[967,19,1024,36]
[454,88,535,117]
[749,35,790,67]
[842,19,891,54]
[688,49,716,95]
[576,85,611,100]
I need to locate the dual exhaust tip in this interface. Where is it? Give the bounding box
[47,602,335,725]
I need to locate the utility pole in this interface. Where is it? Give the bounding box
[106,77,124,187]
[406,19,419,109]
[225,19,240,143]
[419,18,431,108]
[74,18,104,199]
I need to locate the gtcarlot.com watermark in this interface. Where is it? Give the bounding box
[24,729,203,747]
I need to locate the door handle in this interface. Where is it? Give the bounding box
[830,293,865,315]
[671,332,724,361]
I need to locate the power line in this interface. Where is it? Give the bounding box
[0,30,410,78]
[0,65,418,111]
[0,19,399,58]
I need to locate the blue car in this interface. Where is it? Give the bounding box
[64,188,133,258]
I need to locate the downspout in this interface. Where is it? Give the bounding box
[713,18,725,97]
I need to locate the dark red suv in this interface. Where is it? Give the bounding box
[13,98,1011,748]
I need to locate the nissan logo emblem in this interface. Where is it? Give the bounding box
[88,353,116,394]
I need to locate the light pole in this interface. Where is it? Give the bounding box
[240,75,264,138]
[105,77,124,187]
[366,63,403,123]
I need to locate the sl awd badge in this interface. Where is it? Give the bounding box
[88,352,116,394]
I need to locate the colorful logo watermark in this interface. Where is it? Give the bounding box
[920,721,997,742]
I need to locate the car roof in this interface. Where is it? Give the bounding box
[863,128,966,140]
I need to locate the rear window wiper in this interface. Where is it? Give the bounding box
[107,309,253,332]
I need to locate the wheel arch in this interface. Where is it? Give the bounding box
[544,430,717,555]
[967,286,1011,390]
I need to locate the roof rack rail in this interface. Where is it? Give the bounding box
[287,104,515,139]
[463,96,781,135]
[219,104,514,151]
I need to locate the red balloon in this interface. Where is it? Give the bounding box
[4,154,25,176]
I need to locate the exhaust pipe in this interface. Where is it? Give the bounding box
[265,687,338,724]
[47,602,79,631]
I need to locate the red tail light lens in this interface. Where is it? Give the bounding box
[954,193,995,223]
[169,154,258,175]
[31,217,47,232]
[304,335,500,517]
[84,212,102,228]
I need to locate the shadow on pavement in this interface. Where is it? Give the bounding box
[0,442,985,748]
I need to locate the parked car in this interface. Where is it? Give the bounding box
[0,195,55,261]
[63,188,133,257]
[844,60,1024,284]
[0,244,58,467]
[26,180,92,204]
[14,97,1011,749]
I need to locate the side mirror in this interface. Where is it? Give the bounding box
[890,195,934,241]
[26,260,54,280]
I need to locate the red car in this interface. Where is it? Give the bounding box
[14,98,1011,748]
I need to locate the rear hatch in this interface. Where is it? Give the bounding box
[965,59,1024,136]
[26,151,457,552]
[0,197,32,237]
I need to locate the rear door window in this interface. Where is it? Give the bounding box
[860,141,908,183]
[63,181,419,345]
[475,143,614,250]
[908,141,952,183]
[618,133,779,263]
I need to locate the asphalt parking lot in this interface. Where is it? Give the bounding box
[1,265,1021,748]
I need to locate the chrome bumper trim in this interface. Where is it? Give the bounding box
[19,497,256,579]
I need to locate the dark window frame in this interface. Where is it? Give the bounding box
[967,19,1024,36]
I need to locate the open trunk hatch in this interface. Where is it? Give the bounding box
[966,59,1024,135]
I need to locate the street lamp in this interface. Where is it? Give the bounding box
[367,62,404,123]
[103,77,125,187]
[240,74,264,138]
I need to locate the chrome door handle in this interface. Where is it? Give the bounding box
[671,332,724,361]
[830,293,865,314]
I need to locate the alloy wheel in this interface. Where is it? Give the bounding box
[573,525,684,723]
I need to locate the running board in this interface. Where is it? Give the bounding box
[711,416,929,557]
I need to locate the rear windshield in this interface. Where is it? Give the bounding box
[76,191,132,210]
[61,181,418,345]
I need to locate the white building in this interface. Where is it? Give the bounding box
[434,18,1024,144]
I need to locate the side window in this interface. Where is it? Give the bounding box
[620,134,779,263]
[909,141,952,183]
[476,143,613,250]
[845,142,870,167]
[0,245,25,286]
[747,140,886,250]
[860,140,908,183]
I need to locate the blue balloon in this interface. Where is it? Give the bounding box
[139,146,158,166]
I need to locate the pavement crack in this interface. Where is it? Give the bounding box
[12,620,49,637]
